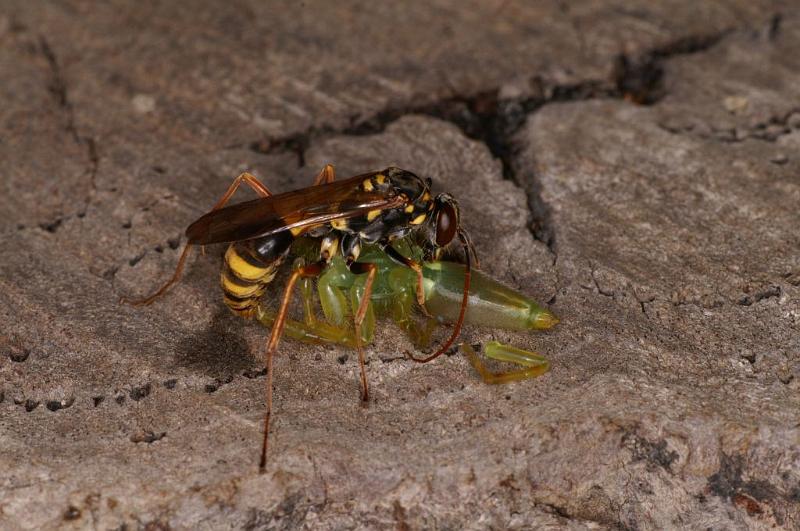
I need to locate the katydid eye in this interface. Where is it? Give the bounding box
[435,203,457,247]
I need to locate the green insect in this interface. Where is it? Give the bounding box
[257,236,558,384]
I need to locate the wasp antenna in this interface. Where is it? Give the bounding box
[459,228,479,269]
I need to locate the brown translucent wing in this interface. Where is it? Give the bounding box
[186,173,403,244]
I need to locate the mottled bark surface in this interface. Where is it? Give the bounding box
[1,2,798,529]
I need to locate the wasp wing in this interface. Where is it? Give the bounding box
[186,174,403,244]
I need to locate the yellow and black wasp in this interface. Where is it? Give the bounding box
[124,164,476,470]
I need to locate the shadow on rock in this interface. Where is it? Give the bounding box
[173,306,256,377]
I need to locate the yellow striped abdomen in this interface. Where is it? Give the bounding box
[221,242,284,318]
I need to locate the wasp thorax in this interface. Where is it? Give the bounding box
[384,167,429,201]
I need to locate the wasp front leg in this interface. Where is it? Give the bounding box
[461,342,550,384]
[348,276,376,346]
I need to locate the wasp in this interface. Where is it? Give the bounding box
[124,165,479,470]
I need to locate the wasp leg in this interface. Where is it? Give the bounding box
[349,281,375,346]
[461,341,550,384]
[260,264,361,348]
[121,172,273,306]
[260,260,326,471]
[256,264,375,348]
[406,230,472,364]
[210,172,272,210]
[347,262,377,402]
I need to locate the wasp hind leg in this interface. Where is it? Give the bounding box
[347,262,378,402]
[121,172,273,306]
[461,342,550,384]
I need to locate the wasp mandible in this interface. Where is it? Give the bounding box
[123,165,477,470]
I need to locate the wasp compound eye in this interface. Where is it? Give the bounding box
[435,201,458,247]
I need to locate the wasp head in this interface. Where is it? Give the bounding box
[431,193,459,248]
[427,193,478,265]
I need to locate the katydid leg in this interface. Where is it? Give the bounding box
[461,341,550,384]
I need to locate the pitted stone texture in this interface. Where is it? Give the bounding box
[1,114,561,530]
[2,2,800,530]
[511,24,800,530]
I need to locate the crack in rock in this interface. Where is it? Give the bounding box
[38,37,99,223]
[130,430,166,444]
[241,27,739,265]
[613,29,733,105]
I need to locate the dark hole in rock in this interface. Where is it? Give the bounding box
[130,430,166,444]
[243,367,267,379]
[46,397,75,411]
[63,505,81,521]
[130,383,151,401]
[22,399,40,412]
[8,344,30,362]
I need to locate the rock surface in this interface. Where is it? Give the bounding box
[1,2,798,529]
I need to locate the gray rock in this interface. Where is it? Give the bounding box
[512,20,800,529]
[1,2,798,529]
